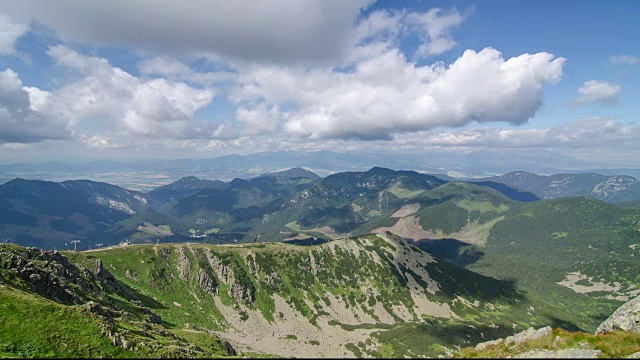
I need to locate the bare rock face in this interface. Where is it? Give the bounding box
[223,340,236,356]
[596,295,640,334]
[230,281,255,305]
[176,247,191,281]
[90,258,137,300]
[197,268,218,295]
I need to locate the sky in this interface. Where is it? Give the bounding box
[0,0,638,167]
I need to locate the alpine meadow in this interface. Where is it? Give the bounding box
[1,1,640,359]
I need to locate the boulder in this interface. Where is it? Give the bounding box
[596,295,640,334]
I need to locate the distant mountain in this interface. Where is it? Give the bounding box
[481,171,640,202]
[147,176,227,203]
[0,178,148,247]
[255,167,321,181]
[469,181,539,202]
[121,167,539,243]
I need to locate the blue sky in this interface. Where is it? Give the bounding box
[0,0,638,168]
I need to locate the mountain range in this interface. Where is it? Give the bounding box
[1,166,640,357]
[479,171,640,202]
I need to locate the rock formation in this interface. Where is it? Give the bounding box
[596,295,640,334]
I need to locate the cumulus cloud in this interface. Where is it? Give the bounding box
[0,3,575,155]
[0,0,371,64]
[234,47,565,140]
[575,80,620,105]
[235,104,281,135]
[0,14,27,55]
[0,68,71,143]
[609,55,639,65]
[40,45,219,139]
[407,8,464,56]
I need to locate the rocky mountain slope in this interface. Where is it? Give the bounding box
[482,171,640,203]
[0,243,236,358]
[0,234,579,358]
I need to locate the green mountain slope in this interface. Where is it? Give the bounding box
[147,176,227,204]
[442,197,640,332]
[0,244,236,358]
[60,234,598,357]
[0,179,150,248]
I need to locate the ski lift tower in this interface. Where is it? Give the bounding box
[70,239,81,252]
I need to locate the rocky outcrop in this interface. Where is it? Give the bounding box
[197,268,218,295]
[90,258,137,301]
[140,306,163,324]
[203,249,254,304]
[176,247,191,281]
[596,295,640,334]
[475,326,552,350]
[205,250,231,283]
[230,281,255,305]
[0,246,96,304]
[223,340,236,356]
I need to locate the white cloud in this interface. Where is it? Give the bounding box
[234,47,565,140]
[40,45,219,139]
[195,117,640,168]
[0,0,372,64]
[80,134,130,149]
[0,68,71,143]
[609,55,639,65]
[138,57,237,85]
[575,80,620,105]
[408,8,464,56]
[394,117,638,149]
[0,14,27,55]
[0,4,576,158]
[235,104,281,135]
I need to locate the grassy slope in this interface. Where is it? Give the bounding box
[0,285,134,358]
[455,328,640,358]
[0,244,238,359]
[70,236,602,357]
[466,197,640,331]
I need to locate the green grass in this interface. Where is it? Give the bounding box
[387,183,425,199]
[454,328,640,358]
[457,199,508,213]
[0,286,134,358]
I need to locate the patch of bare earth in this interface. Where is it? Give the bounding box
[391,203,420,218]
[212,294,382,358]
[557,271,640,301]
[137,222,173,237]
[373,216,431,240]
[373,215,502,246]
